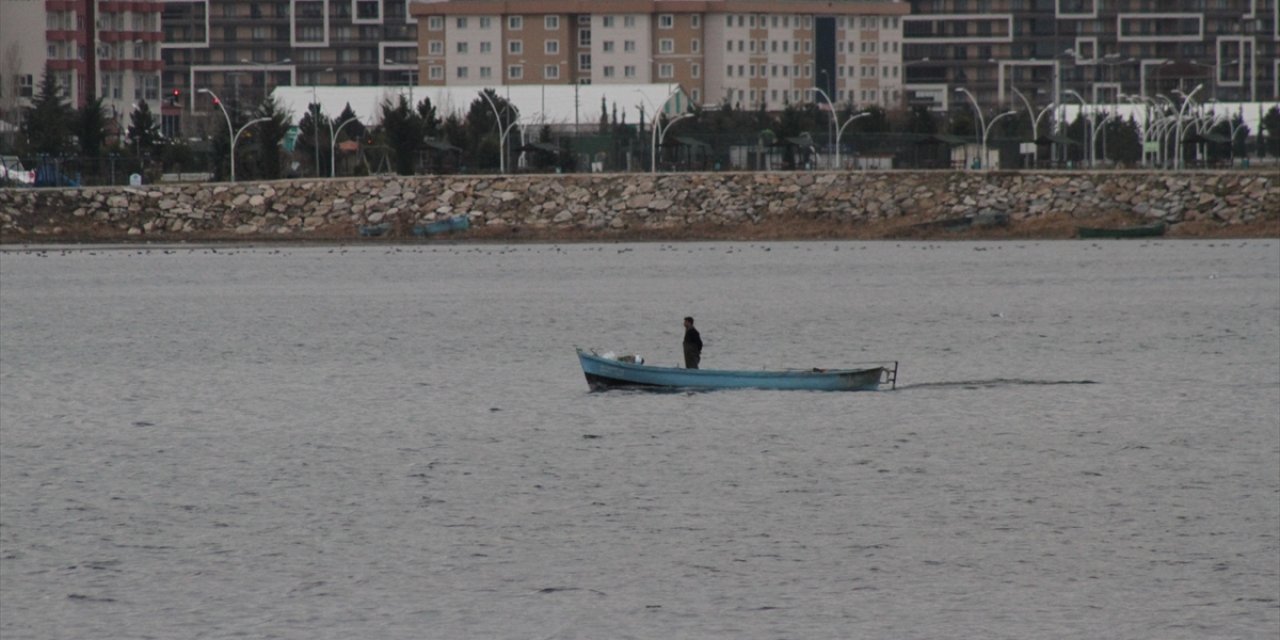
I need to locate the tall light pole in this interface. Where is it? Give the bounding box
[310,66,332,178]
[954,87,986,168]
[199,88,234,181]
[810,87,869,170]
[478,90,519,173]
[636,85,685,172]
[1173,84,1204,170]
[652,112,693,172]
[1011,87,1056,168]
[329,116,359,178]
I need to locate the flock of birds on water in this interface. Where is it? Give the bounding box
[0,240,1259,259]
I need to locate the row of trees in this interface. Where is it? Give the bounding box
[7,65,1280,182]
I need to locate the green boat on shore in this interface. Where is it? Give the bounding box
[1077,222,1167,239]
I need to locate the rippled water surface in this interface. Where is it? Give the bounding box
[2,240,1278,639]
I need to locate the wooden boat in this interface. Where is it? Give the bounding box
[577,349,897,392]
[1077,221,1167,239]
[413,215,471,236]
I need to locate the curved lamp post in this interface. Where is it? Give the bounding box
[810,87,869,170]
[1173,84,1204,170]
[198,88,267,182]
[328,116,359,178]
[652,112,694,172]
[1011,87,1056,167]
[479,90,519,173]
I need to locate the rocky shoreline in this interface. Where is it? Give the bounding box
[2,170,1276,243]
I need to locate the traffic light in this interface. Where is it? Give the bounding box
[168,88,181,106]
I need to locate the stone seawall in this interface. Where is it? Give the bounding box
[1,171,1276,241]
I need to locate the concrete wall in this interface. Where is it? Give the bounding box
[1,170,1276,240]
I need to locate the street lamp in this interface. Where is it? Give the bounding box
[652,112,694,172]
[810,87,869,170]
[198,88,267,182]
[329,115,360,178]
[637,86,685,172]
[478,90,519,173]
[1011,87,1056,167]
[1173,84,1204,170]
[310,67,332,177]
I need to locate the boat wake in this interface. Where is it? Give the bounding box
[896,378,1098,390]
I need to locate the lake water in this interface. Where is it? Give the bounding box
[2,240,1277,639]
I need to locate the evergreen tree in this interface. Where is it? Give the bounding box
[416,97,440,139]
[296,102,331,177]
[381,94,422,175]
[20,67,73,156]
[1262,105,1280,158]
[126,100,162,156]
[904,106,938,135]
[248,95,292,179]
[465,90,515,171]
[75,97,109,157]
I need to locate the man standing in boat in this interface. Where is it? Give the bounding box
[683,316,703,369]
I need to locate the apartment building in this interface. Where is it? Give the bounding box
[902,0,1279,111]
[159,0,418,135]
[411,1,909,112]
[0,0,163,131]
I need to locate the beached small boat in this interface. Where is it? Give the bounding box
[358,222,392,237]
[577,349,897,392]
[413,215,471,237]
[1077,222,1167,239]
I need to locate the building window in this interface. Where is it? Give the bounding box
[545,40,559,54]
[479,17,491,29]
[659,14,674,29]
[480,41,492,53]
[429,66,444,79]
[508,65,523,79]
[624,40,635,52]
[480,67,492,78]
[545,15,559,30]
[457,66,468,78]
[508,16,522,30]
[579,53,591,70]
[356,1,378,19]
[428,16,444,30]
[692,39,700,53]
[298,25,323,42]
[603,65,615,77]
[578,29,591,46]
[602,16,614,28]
[691,63,700,78]
[623,16,635,27]
[659,38,674,53]
[624,65,636,78]
[456,17,467,29]
[457,42,468,53]
[602,41,614,52]
[691,15,700,29]
[429,41,443,55]
[508,40,522,54]
[658,63,673,78]
[545,64,560,79]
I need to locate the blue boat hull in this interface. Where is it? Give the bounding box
[413,215,472,236]
[577,350,895,392]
